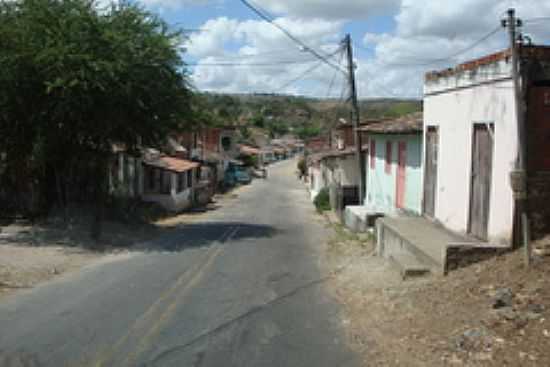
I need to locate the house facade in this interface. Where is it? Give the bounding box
[178,126,239,189]
[142,152,200,212]
[361,113,423,215]
[342,114,422,232]
[423,46,550,244]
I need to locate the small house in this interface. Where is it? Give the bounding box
[422,46,550,244]
[142,151,200,212]
[375,46,550,277]
[343,113,422,231]
[361,112,423,215]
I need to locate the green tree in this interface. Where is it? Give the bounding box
[0,0,192,240]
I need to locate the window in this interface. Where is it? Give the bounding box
[385,141,392,174]
[221,136,232,151]
[370,140,376,169]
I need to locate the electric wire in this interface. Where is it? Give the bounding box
[326,49,346,98]
[239,0,347,75]
[356,25,503,69]
[187,59,322,67]
[272,47,344,93]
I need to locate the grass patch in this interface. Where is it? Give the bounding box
[313,188,330,213]
[327,222,375,253]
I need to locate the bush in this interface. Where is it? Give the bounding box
[313,188,331,213]
[238,154,258,168]
[297,158,306,177]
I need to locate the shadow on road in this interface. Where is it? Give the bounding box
[132,222,279,252]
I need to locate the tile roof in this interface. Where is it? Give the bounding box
[240,145,261,155]
[144,156,199,173]
[357,112,423,134]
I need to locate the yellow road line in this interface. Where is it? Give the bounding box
[92,226,237,367]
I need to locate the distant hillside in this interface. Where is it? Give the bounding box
[194,93,422,145]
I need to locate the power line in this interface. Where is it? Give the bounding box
[187,59,321,67]
[273,47,343,93]
[356,26,503,69]
[326,49,346,98]
[273,61,325,93]
[524,16,550,23]
[239,0,346,75]
[186,45,342,63]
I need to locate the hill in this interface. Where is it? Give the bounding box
[194,93,422,145]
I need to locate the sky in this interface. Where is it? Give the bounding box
[137,0,550,99]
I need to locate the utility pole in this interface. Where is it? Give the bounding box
[344,34,366,203]
[503,8,529,256]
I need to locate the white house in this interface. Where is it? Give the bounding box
[142,153,200,212]
[423,46,550,244]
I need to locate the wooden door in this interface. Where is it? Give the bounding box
[396,141,407,209]
[423,127,438,217]
[468,124,494,240]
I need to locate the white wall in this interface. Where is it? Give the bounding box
[424,67,517,244]
[142,171,193,212]
[334,155,360,187]
[308,165,323,201]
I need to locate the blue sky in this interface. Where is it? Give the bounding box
[137,0,550,98]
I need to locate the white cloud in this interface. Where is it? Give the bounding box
[184,0,550,98]
[253,0,400,20]
[185,17,241,57]
[356,0,550,98]
[186,16,344,95]
[140,0,211,9]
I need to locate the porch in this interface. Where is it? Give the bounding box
[376,216,508,277]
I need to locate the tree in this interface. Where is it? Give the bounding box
[0,0,192,240]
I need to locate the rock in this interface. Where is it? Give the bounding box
[454,328,488,352]
[495,307,517,321]
[492,287,513,309]
[526,303,545,314]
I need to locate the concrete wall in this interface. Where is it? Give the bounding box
[424,63,517,244]
[332,155,359,187]
[308,165,323,201]
[365,134,422,215]
[110,153,142,198]
[142,171,193,212]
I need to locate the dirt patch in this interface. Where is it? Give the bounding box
[0,185,249,299]
[323,223,550,366]
[0,218,158,299]
[0,244,103,297]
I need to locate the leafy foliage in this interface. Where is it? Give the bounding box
[313,188,331,213]
[0,0,192,235]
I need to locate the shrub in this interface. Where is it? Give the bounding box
[313,188,331,213]
[297,157,307,177]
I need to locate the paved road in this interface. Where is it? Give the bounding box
[0,159,360,367]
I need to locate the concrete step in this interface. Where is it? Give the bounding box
[388,252,431,280]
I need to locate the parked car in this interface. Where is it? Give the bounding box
[234,165,252,184]
[224,162,252,186]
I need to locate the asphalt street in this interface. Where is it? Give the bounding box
[0,159,360,367]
